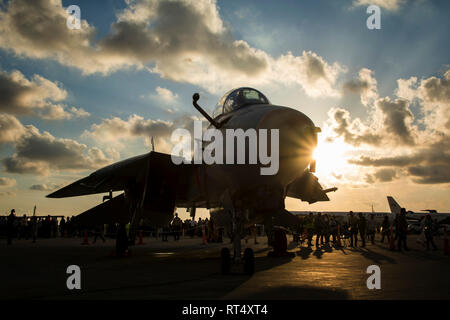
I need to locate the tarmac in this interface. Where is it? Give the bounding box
[1,234,449,300]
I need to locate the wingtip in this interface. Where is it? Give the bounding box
[46,190,61,198]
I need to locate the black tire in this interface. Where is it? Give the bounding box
[243,248,254,275]
[221,248,231,275]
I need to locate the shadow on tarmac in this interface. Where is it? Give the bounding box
[295,243,340,259]
[228,285,350,300]
[358,247,397,264]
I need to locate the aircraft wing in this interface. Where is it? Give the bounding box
[286,171,336,204]
[46,152,181,198]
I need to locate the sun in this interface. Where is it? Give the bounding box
[312,136,350,178]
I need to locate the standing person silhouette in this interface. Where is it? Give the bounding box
[422,214,437,251]
[397,208,409,251]
[7,209,16,245]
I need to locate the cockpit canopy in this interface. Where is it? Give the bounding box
[213,87,270,117]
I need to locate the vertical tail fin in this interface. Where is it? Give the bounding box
[387,196,401,214]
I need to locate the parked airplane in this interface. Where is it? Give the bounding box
[47,87,336,274]
[387,196,450,222]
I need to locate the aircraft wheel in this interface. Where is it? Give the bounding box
[221,248,231,275]
[243,248,254,275]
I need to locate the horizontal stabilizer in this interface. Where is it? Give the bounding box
[74,193,131,227]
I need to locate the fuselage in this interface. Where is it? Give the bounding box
[198,103,318,210]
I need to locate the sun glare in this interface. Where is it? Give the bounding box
[312,137,350,178]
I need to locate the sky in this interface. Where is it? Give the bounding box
[0,0,449,219]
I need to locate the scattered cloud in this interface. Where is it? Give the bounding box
[0,177,16,187]
[0,0,345,96]
[83,113,199,153]
[323,68,450,185]
[353,0,407,11]
[155,86,179,104]
[1,115,118,175]
[0,0,100,73]
[84,114,174,141]
[349,136,450,184]
[0,113,26,143]
[375,97,415,145]
[29,183,62,191]
[365,168,398,183]
[0,191,16,197]
[0,69,89,120]
[326,107,383,146]
[343,68,378,106]
[326,67,418,147]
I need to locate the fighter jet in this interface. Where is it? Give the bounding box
[47,87,335,273]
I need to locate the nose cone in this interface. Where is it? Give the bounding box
[257,106,317,182]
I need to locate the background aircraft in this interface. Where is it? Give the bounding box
[387,196,450,219]
[47,87,336,273]
[387,196,450,233]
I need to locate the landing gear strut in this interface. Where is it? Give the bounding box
[220,210,255,275]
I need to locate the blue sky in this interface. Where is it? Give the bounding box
[0,0,449,217]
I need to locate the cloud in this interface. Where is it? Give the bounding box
[0,69,89,120]
[0,0,101,72]
[0,0,345,96]
[0,113,26,143]
[375,97,415,145]
[29,183,62,191]
[353,0,407,11]
[365,168,398,183]
[83,113,199,153]
[1,115,118,175]
[326,82,416,147]
[2,156,50,175]
[419,70,450,134]
[396,71,450,135]
[349,137,450,184]
[0,191,16,197]
[155,86,178,103]
[323,68,450,186]
[272,51,345,98]
[407,165,450,184]
[343,68,378,106]
[0,177,16,187]
[69,107,90,118]
[326,107,382,146]
[147,86,180,108]
[84,114,174,142]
